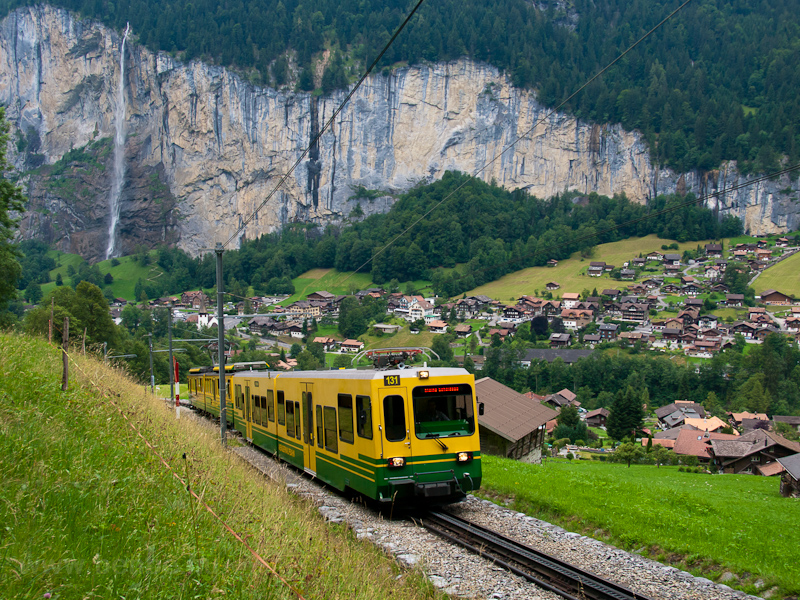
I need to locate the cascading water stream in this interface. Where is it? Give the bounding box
[105,23,130,260]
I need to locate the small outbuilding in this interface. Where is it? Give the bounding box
[475,377,557,463]
[777,453,800,497]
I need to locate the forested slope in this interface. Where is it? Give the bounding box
[1,0,797,174]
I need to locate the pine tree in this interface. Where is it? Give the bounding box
[606,386,645,441]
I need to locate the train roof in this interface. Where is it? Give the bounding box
[240,366,472,381]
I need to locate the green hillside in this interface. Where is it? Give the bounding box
[466,234,708,300]
[753,252,800,297]
[0,332,439,600]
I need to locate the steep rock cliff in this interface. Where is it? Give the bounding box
[1,6,797,260]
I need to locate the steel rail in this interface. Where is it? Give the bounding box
[421,511,653,600]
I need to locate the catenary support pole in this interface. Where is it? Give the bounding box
[168,302,176,418]
[215,243,227,446]
[148,333,155,393]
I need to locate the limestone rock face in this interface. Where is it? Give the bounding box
[1,6,797,260]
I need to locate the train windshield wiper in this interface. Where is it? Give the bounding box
[416,422,449,451]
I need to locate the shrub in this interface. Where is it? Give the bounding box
[566,452,574,461]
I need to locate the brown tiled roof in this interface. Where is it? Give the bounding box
[475,377,558,443]
[673,429,717,459]
[755,461,785,476]
[585,408,609,419]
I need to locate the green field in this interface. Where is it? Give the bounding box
[753,251,800,297]
[41,250,162,301]
[285,268,433,304]
[480,455,800,596]
[466,235,712,301]
[0,333,439,600]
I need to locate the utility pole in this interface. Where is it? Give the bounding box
[168,302,176,418]
[147,333,155,393]
[216,243,227,446]
[61,316,69,391]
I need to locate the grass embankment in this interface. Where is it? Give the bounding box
[0,333,442,600]
[466,235,712,300]
[753,251,800,296]
[42,251,162,300]
[479,455,800,597]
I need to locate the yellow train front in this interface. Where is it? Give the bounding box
[188,366,482,503]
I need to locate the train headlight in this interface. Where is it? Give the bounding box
[418,370,429,379]
[457,451,473,463]
[388,457,405,468]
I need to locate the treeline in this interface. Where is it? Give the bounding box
[2,0,798,173]
[119,172,740,301]
[478,332,800,418]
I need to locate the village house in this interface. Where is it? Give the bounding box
[542,388,579,411]
[655,402,706,429]
[408,299,436,324]
[723,293,744,307]
[583,333,601,345]
[453,323,472,337]
[602,289,621,299]
[549,332,572,347]
[588,262,606,277]
[646,251,664,261]
[584,408,609,428]
[774,416,800,433]
[312,336,338,351]
[755,248,772,263]
[599,322,618,341]
[475,378,557,463]
[340,339,365,352]
[709,429,800,475]
[705,243,723,258]
[664,253,681,266]
[562,292,581,309]
[777,454,800,496]
[620,269,635,280]
[428,320,449,334]
[728,411,769,429]
[618,303,649,323]
[519,349,593,367]
[775,237,790,248]
[546,281,561,291]
[560,309,593,330]
[760,289,793,305]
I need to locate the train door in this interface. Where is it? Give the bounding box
[301,383,315,473]
[245,383,253,442]
[379,386,413,467]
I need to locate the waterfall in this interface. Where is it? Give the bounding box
[105,23,130,260]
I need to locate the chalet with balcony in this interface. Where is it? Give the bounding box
[664,253,681,266]
[585,408,610,428]
[760,289,793,305]
[619,303,649,323]
[549,333,572,347]
[562,293,581,309]
[646,251,664,261]
[599,322,618,340]
[705,243,723,258]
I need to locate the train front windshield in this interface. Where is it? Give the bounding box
[412,384,475,439]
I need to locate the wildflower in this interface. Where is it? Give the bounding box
[44,594,51,599]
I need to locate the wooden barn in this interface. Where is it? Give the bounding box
[476,377,557,464]
[778,453,800,497]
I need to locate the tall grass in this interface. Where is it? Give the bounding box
[480,455,800,596]
[0,333,441,600]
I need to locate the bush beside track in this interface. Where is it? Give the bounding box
[0,333,443,600]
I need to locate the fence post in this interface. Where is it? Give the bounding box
[61,316,69,391]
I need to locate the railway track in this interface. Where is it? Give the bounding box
[419,510,654,600]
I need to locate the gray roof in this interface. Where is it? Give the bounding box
[475,377,557,443]
[522,349,593,364]
[777,453,800,480]
[774,416,800,425]
[655,424,699,440]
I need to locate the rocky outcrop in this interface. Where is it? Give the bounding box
[1,6,798,260]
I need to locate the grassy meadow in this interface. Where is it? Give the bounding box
[286,268,433,304]
[466,235,712,300]
[0,333,443,600]
[753,251,800,296]
[479,455,800,597]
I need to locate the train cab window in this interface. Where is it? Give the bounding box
[267,390,275,422]
[316,406,323,449]
[323,406,338,453]
[383,395,406,442]
[412,384,475,439]
[285,401,295,438]
[356,395,373,440]
[337,394,354,444]
[277,391,285,425]
[294,402,302,439]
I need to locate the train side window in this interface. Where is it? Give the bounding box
[286,401,295,437]
[295,402,301,439]
[383,395,406,442]
[337,394,354,444]
[256,395,263,425]
[277,391,285,425]
[356,395,373,440]
[316,406,323,449]
[267,390,275,422]
[323,406,338,453]
[234,384,241,410]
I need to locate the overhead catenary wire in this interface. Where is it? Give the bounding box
[222,0,429,249]
[334,0,697,287]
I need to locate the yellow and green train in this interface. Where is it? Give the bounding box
[187,364,482,503]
